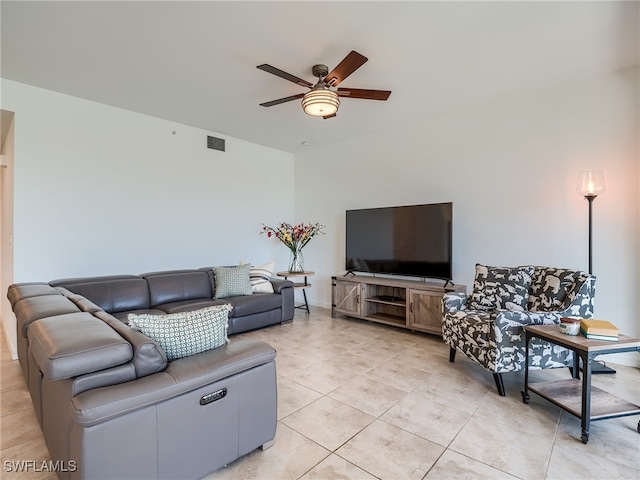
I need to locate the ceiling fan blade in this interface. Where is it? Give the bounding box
[257,64,313,88]
[259,93,305,107]
[337,88,391,101]
[323,113,337,120]
[324,51,368,87]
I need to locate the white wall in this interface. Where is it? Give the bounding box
[1,69,638,366]
[0,113,15,355]
[0,79,295,357]
[295,68,639,365]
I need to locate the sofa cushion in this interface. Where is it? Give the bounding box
[214,264,252,299]
[249,261,276,294]
[528,267,584,312]
[143,270,213,307]
[28,313,133,380]
[128,305,233,362]
[468,264,534,312]
[155,299,228,314]
[226,293,282,318]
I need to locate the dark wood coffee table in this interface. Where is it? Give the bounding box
[521,324,640,444]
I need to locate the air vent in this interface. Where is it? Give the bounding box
[207,136,225,152]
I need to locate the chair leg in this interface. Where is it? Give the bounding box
[449,347,456,363]
[493,373,506,396]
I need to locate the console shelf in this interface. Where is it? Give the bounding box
[366,296,407,307]
[331,275,466,335]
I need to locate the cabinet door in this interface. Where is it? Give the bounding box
[332,281,361,317]
[408,290,443,334]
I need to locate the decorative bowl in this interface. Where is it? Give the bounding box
[559,317,581,336]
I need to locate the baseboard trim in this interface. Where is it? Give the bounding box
[593,352,640,369]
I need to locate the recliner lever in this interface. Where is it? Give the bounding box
[200,388,227,405]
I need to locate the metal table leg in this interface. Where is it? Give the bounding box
[581,351,592,444]
[521,330,531,404]
[302,287,309,313]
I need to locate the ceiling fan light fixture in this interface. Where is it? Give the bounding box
[301,88,340,117]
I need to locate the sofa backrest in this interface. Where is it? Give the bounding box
[56,287,103,313]
[28,312,134,381]
[527,267,589,312]
[14,294,81,337]
[7,283,61,309]
[50,276,150,313]
[94,310,167,378]
[143,270,213,307]
[198,267,217,292]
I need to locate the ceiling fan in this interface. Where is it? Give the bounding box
[257,51,391,119]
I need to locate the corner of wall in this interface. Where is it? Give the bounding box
[0,313,18,360]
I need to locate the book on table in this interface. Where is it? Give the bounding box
[579,318,619,341]
[580,330,619,342]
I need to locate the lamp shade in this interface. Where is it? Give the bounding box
[577,169,606,197]
[301,89,339,117]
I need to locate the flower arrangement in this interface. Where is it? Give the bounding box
[261,222,325,272]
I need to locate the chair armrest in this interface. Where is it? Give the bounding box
[561,274,596,317]
[442,292,468,314]
[494,310,563,337]
[493,310,573,370]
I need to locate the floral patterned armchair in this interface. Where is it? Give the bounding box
[442,265,596,396]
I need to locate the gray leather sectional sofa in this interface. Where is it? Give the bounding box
[7,267,295,479]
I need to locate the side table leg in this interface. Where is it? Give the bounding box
[521,331,531,404]
[581,352,592,444]
[302,288,309,313]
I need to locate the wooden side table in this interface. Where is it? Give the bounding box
[522,324,640,444]
[276,271,314,314]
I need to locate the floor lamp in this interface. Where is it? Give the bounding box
[577,169,615,374]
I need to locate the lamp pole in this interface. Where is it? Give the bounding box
[585,194,596,275]
[577,169,614,374]
[577,169,605,274]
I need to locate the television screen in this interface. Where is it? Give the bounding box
[345,202,452,280]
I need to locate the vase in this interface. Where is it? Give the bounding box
[288,248,304,273]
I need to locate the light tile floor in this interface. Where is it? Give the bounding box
[1,308,639,480]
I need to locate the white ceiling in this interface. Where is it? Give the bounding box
[2,1,638,153]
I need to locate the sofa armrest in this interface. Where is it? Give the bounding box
[269,278,293,294]
[72,363,137,397]
[71,339,276,427]
[270,279,294,321]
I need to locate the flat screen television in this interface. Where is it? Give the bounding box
[345,202,452,280]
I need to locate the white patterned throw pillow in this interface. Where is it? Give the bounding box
[249,260,275,293]
[128,305,232,361]
[214,264,252,299]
